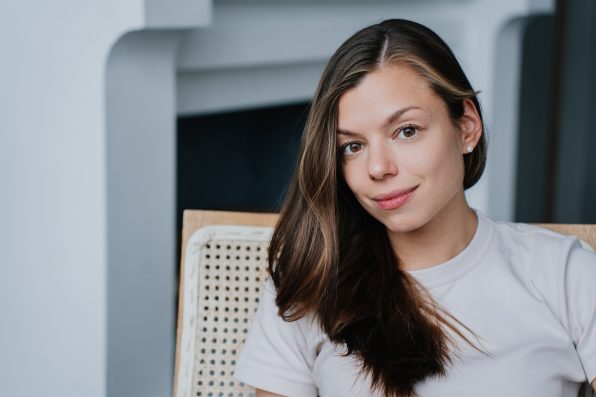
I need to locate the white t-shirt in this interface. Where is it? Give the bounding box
[234,210,596,396]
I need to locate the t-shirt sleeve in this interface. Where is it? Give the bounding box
[233,278,318,397]
[564,238,596,384]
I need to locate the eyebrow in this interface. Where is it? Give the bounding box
[337,106,422,136]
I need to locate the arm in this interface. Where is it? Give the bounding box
[256,388,286,397]
[564,243,596,393]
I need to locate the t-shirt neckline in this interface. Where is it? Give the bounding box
[405,208,493,289]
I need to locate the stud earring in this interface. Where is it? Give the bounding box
[466,145,473,153]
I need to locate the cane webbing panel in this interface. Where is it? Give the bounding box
[175,225,272,397]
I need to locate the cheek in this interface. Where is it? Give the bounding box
[401,136,464,184]
[341,161,363,194]
[396,141,444,177]
[425,139,465,190]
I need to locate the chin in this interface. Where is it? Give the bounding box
[374,211,426,234]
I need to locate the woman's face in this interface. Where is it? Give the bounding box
[337,64,481,234]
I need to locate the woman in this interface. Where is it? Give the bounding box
[233,19,596,397]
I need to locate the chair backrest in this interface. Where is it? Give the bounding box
[172,210,595,397]
[174,210,278,397]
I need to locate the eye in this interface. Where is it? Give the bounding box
[396,124,419,140]
[340,142,364,155]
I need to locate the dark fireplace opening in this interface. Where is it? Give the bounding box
[176,101,309,229]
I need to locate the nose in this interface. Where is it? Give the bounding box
[367,141,398,180]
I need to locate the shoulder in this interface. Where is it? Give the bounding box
[485,212,596,323]
[483,214,594,273]
[481,212,586,274]
[249,277,325,362]
[476,211,586,300]
[481,212,580,270]
[488,215,573,247]
[261,277,324,345]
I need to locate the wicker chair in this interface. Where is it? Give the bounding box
[172,210,595,397]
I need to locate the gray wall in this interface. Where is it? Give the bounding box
[0,2,139,396]
[0,1,208,396]
[515,15,555,222]
[553,0,596,223]
[106,30,182,397]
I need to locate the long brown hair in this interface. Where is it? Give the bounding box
[268,19,487,396]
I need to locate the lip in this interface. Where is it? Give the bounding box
[372,185,419,210]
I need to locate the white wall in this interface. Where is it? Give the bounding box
[0,1,207,396]
[0,2,144,396]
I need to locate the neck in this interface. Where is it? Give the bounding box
[388,192,478,271]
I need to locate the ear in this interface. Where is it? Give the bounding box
[458,98,483,154]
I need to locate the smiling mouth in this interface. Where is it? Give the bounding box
[372,185,418,210]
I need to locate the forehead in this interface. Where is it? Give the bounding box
[337,64,442,132]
